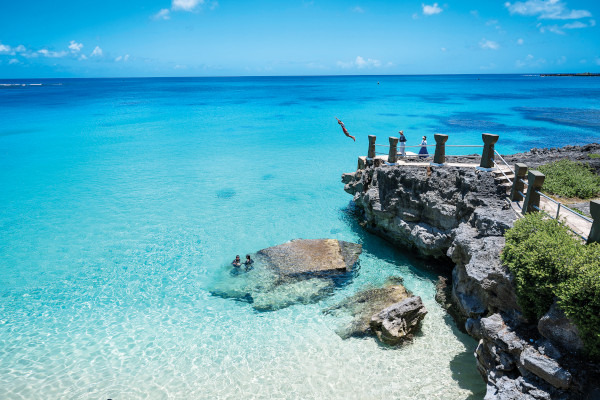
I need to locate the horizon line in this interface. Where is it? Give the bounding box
[2,72,600,80]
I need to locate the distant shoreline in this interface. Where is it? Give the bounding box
[540,72,600,77]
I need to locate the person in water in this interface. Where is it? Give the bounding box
[335,117,356,141]
[398,131,406,157]
[232,255,241,268]
[244,254,254,271]
[419,136,429,159]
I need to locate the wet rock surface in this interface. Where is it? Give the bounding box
[211,239,361,311]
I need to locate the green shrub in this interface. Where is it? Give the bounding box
[502,213,577,320]
[556,243,600,358]
[502,212,600,358]
[589,153,600,159]
[537,159,600,199]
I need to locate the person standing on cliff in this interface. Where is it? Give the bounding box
[419,136,429,159]
[399,131,407,157]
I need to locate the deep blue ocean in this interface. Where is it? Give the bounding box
[1,75,599,399]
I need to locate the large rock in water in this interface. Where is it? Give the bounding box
[258,239,362,277]
[210,239,362,311]
[370,296,428,345]
[324,278,411,339]
[325,279,427,345]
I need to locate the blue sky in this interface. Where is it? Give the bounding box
[1,0,599,77]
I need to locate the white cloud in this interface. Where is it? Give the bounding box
[337,56,384,69]
[79,54,88,60]
[0,44,27,56]
[562,20,588,29]
[9,58,19,64]
[91,46,103,57]
[422,3,442,15]
[412,13,419,19]
[441,47,447,52]
[470,10,480,18]
[356,56,380,68]
[517,38,524,45]
[153,8,171,20]
[353,6,364,13]
[69,40,83,53]
[115,54,130,62]
[479,38,499,50]
[539,23,564,34]
[515,54,547,68]
[38,49,67,58]
[556,55,567,65]
[486,19,499,26]
[505,0,591,20]
[172,0,204,11]
[538,18,595,34]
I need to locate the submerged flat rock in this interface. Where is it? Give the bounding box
[258,239,362,277]
[258,239,361,276]
[210,239,362,311]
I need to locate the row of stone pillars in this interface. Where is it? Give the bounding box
[368,133,500,169]
[510,163,600,244]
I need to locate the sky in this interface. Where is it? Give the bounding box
[1,0,599,77]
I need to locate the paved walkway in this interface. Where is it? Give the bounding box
[509,197,593,240]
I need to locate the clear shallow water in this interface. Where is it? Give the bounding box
[1,75,599,399]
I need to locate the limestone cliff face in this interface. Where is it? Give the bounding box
[342,163,595,400]
[343,165,519,319]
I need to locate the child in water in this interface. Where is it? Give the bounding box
[232,255,241,268]
[244,255,254,271]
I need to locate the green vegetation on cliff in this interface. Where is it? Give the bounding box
[502,212,600,358]
[537,159,600,199]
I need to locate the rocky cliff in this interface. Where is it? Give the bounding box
[342,156,598,399]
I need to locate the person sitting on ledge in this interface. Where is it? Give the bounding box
[232,255,241,268]
[244,254,254,271]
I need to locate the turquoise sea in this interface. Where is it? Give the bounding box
[1,75,599,399]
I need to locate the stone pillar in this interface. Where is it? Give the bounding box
[368,135,376,159]
[480,133,500,169]
[522,170,545,214]
[511,163,528,201]
[432,133,448,165]
[388,137,398,164]
[587,200,600,244]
